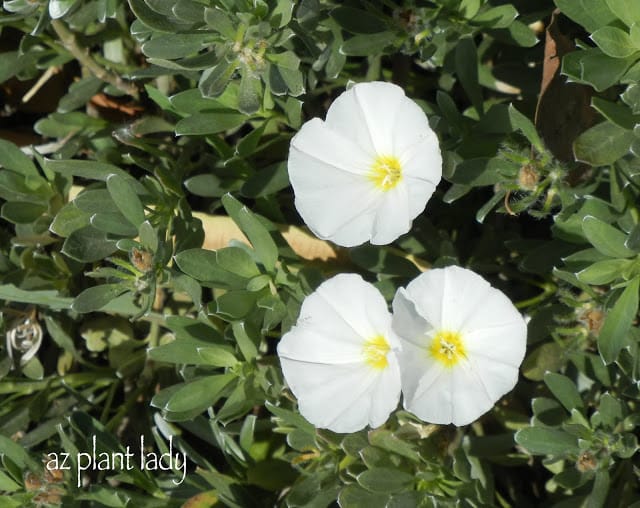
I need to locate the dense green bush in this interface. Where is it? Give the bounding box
[0,0,639,506]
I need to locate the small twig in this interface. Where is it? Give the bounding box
[22,66,60,103]
[50,19,139,98]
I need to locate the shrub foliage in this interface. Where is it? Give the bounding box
[0,0,639,506]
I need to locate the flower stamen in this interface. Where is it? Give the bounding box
[429,330,466,367]
[363,335,391,369]
[370,155,402,191]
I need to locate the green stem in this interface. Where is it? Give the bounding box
[515,283,556,309]
[50,19,138,98]
[105,382,148,432]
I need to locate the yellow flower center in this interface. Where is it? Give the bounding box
[429,330,466,368]
[363,335,391,370]
[369,155,402,191]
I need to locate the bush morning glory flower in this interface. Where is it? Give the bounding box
[392,266,527,426]
[288,81,442,247]
[277,273,401,433]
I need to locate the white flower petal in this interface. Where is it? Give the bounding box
[394,266,527,426]
[326,81,406,155]
[401,350,453,424]
[277,273,401,432]
[439,265,493,329]
[290,118,371,176]
[393,97,439,156]
[277,326,363,365]
[369,354,402,428]
[371,183,411,244]
[401,131,442,188]
[460,288,528,338]
[281,359,379,433]
[391,288,433,348]
[402,270,447,328]
[467,354,520,402]
[448,361,496,426]
[464,322,527,368]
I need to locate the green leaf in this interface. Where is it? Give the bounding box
[90,212,139,237]
[106,174,145,227]
[268,52,304,97]
[221,194,278,272]
[44,159,142,188]
[72,284,130,313]
[591,97,640,130]
[340,32,397,56]
[164,374,235,413]
[270,0,293,28]
[338,486,388,508]
[1,202,46,224]
[562,48,635,92]
[232,321,259,361]
[593,393,623,429]
[241,162,289,198]
[330,7,388,34]
[350,246,419,277]
[626,224,640,252]
[175,247,260,288]
[490,20,538,47]
[574,121,634,166]
[265,401,316,435]
[175,111,247,135]
[449,157,515,186]
[631,23,640,48]
[238,69,262,115]
[455,37,483,115]
[49,0,80,18]
[356,468,414,494]
[588,471,610,508]
[622,83,640,114]
[0,435,40,471]
[459,0,481,18]
[50,202,90,237]
[598,277,640,363]
[0,284,72,310]
[582,216,636,258]
[199,59,237,98]
[204,7,236,39]
[508,104,544,152]
[605,0,640,27]
[137,220,157,252]
[471,5,518,28]
[578,258,633,284]
[0,139,39,178]
[368,430,420,462]
[61,226,118,262]
[149,340,233,366]
[514,427,580,456]
[127,0,187,32]
[544,372,584,413]
[591,26,638,58]
[555,0,616,32]
[58,76,103,113]
[197,346,239,368]
[142,33,213,59]
[215,290,259,319]
[522,342,566,381]
[0,51,20,83]
[73,189,119,215]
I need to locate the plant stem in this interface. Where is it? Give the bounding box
[50,19,139,98]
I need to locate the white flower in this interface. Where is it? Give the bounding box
[392,266,527,426]
[277,273,401,433]
[288,81,442,247]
